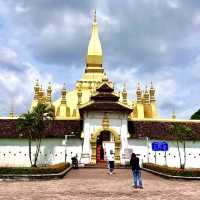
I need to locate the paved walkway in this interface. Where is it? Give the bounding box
[0,168,200,200]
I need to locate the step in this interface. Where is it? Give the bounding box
[84,163,131,169]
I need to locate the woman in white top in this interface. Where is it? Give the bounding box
[107,150,115,174]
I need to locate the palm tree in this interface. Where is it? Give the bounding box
[17,103,54,167]
[170,123,192,169]
[16,111,35,166]
[31,103,54,167]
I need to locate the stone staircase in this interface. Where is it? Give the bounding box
[84,162,130,169]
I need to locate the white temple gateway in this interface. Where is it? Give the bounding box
[1,11,200,168]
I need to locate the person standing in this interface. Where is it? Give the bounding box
[107,150,115,175]
[130,153,143,188]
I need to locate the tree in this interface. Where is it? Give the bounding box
[31,103,54,167]
[170,123,192,169]
[17,111,35,166]
[17,103,54,167]
[191,109,200,120]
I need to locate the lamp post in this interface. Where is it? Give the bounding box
[64,133,75,165]
[146,137,149,163]
[64,135,68,165]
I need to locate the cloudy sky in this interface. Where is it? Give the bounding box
[0,0,200,119]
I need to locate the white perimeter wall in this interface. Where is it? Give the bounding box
[0,138,82,167]
[1,138,200,168]
[128,139,200,168]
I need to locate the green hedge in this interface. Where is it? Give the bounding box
[0,163,70,174]
[143,163,200,177]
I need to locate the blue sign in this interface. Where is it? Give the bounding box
[152,142,169,151]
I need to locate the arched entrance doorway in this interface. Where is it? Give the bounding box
[96,130,113,162]
[90,128,120,164]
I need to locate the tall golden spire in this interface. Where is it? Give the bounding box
[46,82,52,104]
[38,84,45,103]
[61,83,67,105]
[136,82,142,103]
[86,10,103,73]
[34,79,40,100]
[77,84,82,105]
[144,86,150,104]
[122,83,128,105]
[150,82,156,102]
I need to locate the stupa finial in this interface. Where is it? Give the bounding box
[93,9,96,22]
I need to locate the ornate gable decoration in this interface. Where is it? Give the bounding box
[79,77,132,113]
[96,82,114,93]
[91,81,119,102]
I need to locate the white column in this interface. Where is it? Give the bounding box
[120,114,128,164]
[81,114,91,164]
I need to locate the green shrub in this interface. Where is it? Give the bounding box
[143,163,200,177]
[0,163,70,174]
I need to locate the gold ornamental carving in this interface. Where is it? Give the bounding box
[90,127,121,164]
[102,112,109,129]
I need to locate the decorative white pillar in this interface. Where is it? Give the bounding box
[120,114,129,163]
[81,114,91,164]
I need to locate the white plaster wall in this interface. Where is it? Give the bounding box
[1,137,200,168]
[128,139,200,168]
[84,112,127,135]
[0,138,82,167]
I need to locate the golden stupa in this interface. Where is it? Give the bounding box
[31,11,158,120]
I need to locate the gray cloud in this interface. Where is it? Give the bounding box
[0,47,62,116]
[3,0,200,69]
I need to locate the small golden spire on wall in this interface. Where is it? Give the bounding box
[122,83,128,105]
[136,82,142,103]
[77,84,82,105]
[46,82,52,103]
[38,84,43,102]
[150,82,156,102]
[102,112,109,129]
[34,79,40,100]
[144,86,150,104]
[61,83,67,105]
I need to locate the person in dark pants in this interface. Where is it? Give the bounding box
[108,150,115,175]
[130,153,143,189]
